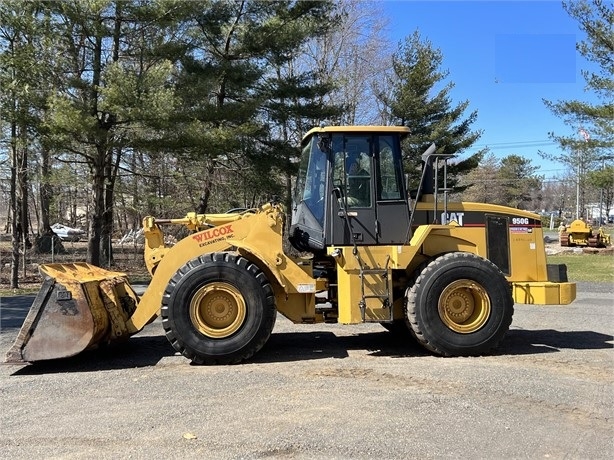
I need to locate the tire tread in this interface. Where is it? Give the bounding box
[405,252,514,357]
[161,252,276,364]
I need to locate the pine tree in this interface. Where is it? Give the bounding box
[498,155,542,209]
[586,165,614,219]
[461,152,501,204]
[41,0,178,265]
[170,0,337,213]
[378,31,485,190]
[0,0,49,286]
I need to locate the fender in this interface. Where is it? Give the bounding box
[129,204,316,331]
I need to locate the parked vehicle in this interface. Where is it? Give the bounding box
[51,223,86,242]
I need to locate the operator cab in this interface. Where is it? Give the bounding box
[290,126,411,253]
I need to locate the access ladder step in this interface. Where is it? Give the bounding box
[361,273,387,278]
[362,294,390,300]
[360,269,388,276]
[359,298,392,323]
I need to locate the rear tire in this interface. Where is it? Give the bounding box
[405,252,513,356]
[161,252,276,364]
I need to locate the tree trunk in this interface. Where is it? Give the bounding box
[87,32,105,266]
[98,3,124,266]
[18,121,31,248]
[197,161,216,214]
[10,120,19,289]
[39,146,52,232]
[132,151,140,228]
[101,147,122,266]
[88,156,105,266]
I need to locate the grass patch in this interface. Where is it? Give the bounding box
[548,253,614,283]
[0,287,40,297]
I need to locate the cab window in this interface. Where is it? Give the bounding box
[296,136,327,226]
[331,135,372,208]
[377,135,402,200]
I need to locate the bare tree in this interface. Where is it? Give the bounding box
[460,152,502,204]
[301,0,392,125]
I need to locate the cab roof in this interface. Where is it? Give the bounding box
[302,125,410,143]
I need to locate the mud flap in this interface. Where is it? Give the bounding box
[5,263,140,363]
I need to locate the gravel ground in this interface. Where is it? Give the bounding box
[1,281,612,459]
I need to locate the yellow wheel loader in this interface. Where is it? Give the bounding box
[6,126,576,364]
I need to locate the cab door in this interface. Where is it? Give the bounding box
[374,134,410,245]
[329,134,377,246]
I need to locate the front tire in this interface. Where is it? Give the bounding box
[406,252,513,356]
[161,252,276,364]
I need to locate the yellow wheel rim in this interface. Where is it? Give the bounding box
[438,279,491,334]
[189,282,246,338]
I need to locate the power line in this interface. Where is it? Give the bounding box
[481,140,552,146]
[469,140,557,150]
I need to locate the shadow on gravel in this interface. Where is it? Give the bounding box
[250,327,613,363]
[6,334,176,376]
[253,330,430,364]
[498,329,614,355]
[6,328,612,375]
[5,330,427,375]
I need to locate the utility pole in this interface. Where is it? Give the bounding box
[576,156,581,219]
[577,128,590,220]
[598,156,604,224]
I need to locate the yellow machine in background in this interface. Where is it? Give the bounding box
[559,219,611,248]
[7,126,576,365]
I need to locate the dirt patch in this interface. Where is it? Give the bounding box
[545,242,614,256]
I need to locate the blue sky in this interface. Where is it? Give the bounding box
[382,0,596,179]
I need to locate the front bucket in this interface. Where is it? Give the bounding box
[6,263,139,363]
